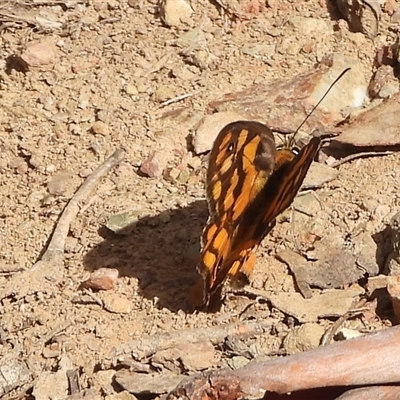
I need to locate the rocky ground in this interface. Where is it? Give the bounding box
[1,0,400,399]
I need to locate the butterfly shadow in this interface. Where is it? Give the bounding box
[83,200,208,313]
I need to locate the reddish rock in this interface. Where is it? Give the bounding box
[82,268,119,291]
[140,151,167,178]
[21,40,57,68]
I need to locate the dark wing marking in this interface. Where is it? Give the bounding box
[206,137,320,298]
[234,136,321,251]
[206,121,275,221]
[196,121,276,307]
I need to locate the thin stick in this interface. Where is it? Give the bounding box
[66,369,81,395]
[107,320,273,364]
[83,288,104,308]
[159,91,200,107]
[0,149,124,302]
[321,299,368,346]
[329,150,393,168]
[41,319,73,345]
[42,149,124,262]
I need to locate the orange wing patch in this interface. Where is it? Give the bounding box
[188,120,321,310]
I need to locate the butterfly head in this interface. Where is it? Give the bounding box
[274,132,300,170]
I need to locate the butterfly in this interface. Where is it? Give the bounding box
[188,67,351,311]
[188,120,321,310]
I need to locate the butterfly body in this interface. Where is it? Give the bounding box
[190,120,321,310]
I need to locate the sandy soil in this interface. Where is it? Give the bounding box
[0,0,399,398]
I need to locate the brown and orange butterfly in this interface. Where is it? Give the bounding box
[188,69,349,311]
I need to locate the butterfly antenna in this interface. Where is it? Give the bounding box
[289,67,351,147]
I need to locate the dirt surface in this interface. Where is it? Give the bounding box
[0,0,400,399]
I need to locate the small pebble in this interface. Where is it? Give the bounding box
[47,170,72,195]
[159,0,193,27]
[82,268,119,291]
[283,323,325,355]
[16,162,29,175]
[107,391,139,400]
[106,210,143,234]
[140,151,165,178]
[159,212,171,223]
[9,157,26,170]
[227,356,249,370]
[168,167,181,181]
[336,328,364,341]
[177,169,190,184]
[42,345,61,359]
[91,121,110,136]
[153,84,175,103]
[187,156,201,170]
[125,84,139,96]
[93,1,108,11]
[103,293,132,314]
[21,40,57,68]
[79,168,93,178]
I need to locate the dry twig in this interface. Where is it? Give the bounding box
[167,325,400,400]
[0,149,124,302]
[336,385,400,399]
[329,150,393,168]
[41,319,73,345]
[159,91,200,107]
[82,288,104,308]
[43,149,124,261]
[107,320,273,365]
[321,298,368,346]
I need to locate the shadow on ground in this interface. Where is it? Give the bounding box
[83,200,208,312]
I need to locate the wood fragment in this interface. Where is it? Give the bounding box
[145,53,171,77]
[43,149,124,261]
[107,320,273,364]
[66,370,80,395]
[328,150,393,168]
[159,91,200,107]
[167,325,400,399]
[336,385,400,399]
[0,149,124,302]
[115,370,183,396]
[336,385,400,400]
[0,264,23,273]
[41,319,73,345]
[321,299,367,346]
[82,288,104,308]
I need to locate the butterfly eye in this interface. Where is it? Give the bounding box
[227,142,235,153]
[292,146,301,155]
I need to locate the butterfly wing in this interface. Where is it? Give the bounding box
[190,121,277,309]
[205,136,321,300]
[206,121,276,223]
[233,136,321,252]
[192,119,321,310]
